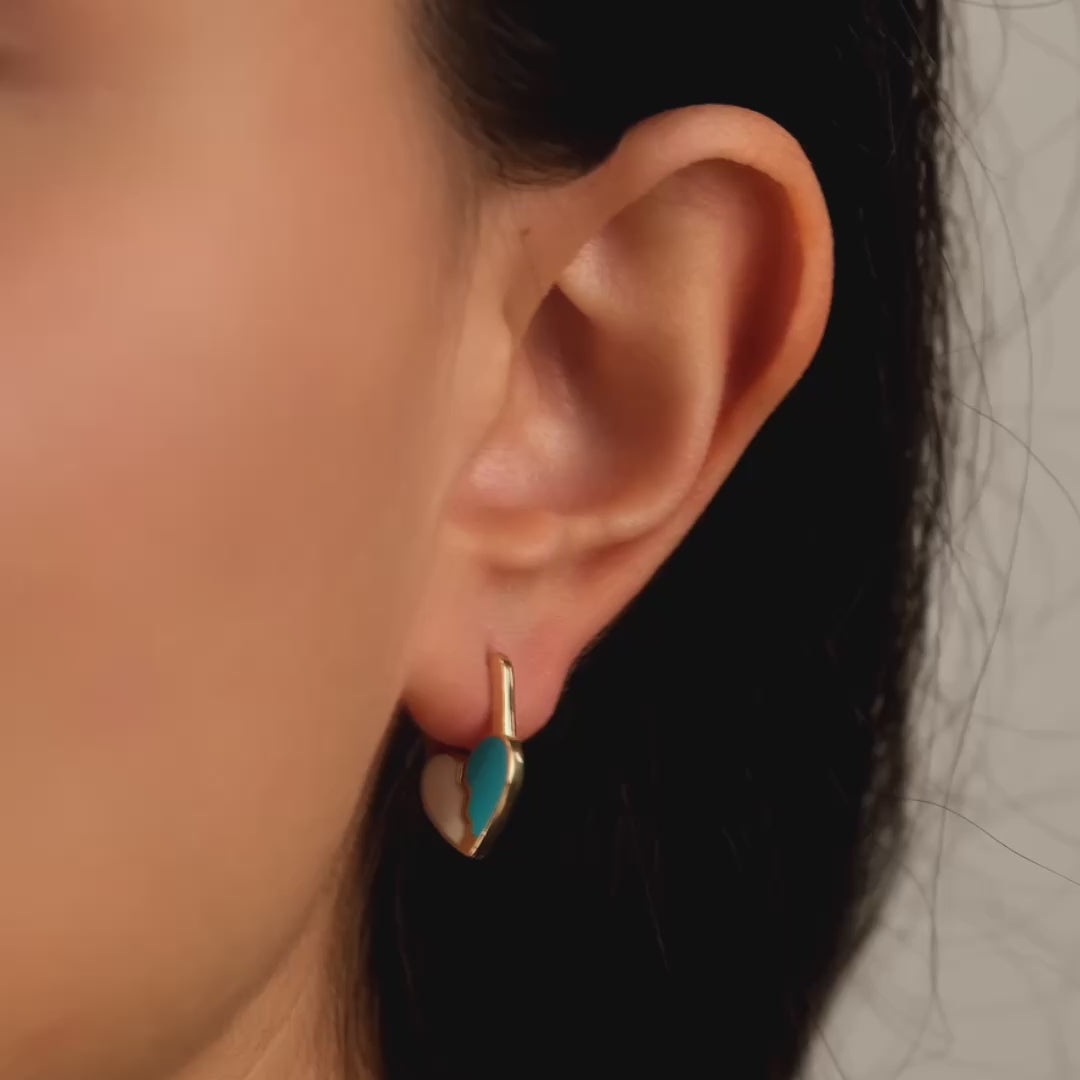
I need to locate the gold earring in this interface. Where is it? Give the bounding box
[419,651,525,858]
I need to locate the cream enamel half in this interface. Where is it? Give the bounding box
[419,752,469,847]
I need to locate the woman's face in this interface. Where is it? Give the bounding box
[0,2,465,1076]
[0,0,836,1072]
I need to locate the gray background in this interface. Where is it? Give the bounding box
[804,3,1080,1077]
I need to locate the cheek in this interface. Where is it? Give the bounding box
[0,96,451,1071]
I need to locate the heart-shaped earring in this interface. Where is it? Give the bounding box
[419,651,524,858]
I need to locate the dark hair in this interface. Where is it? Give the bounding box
[332,3,953,1078]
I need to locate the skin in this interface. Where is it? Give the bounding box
[0,2,833,1079]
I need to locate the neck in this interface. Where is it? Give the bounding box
[170,858,362,1080]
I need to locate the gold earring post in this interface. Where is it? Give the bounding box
[488,651,516,740]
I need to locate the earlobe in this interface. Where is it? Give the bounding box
[400,103,833,752]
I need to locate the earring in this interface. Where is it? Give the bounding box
[419,651,524,858]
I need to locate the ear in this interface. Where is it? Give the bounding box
[400,103,833,748]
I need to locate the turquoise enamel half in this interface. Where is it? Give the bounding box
[464,736,510,839]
